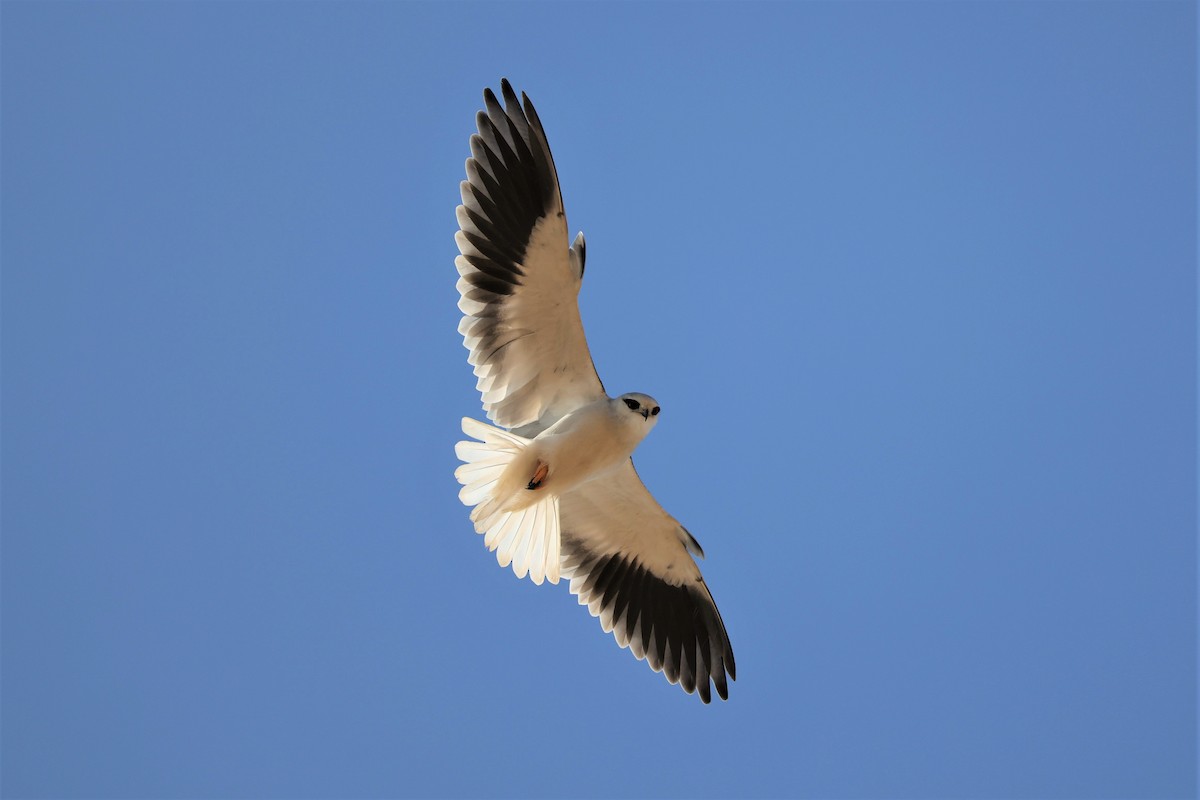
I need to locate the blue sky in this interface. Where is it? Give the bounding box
[2,2,1195,798]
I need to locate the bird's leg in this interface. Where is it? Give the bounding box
[526,460,549,490]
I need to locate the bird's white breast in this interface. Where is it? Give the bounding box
[532,399,648,495]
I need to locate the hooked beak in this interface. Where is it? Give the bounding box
[641,408,650,419]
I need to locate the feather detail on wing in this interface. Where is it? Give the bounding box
[456,79,605,435]
[558,461,736,703]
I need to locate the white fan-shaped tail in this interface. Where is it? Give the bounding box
[454,417,561,585]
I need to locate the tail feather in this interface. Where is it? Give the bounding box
[455,417,561,585]
[460,416,527,448]
[457,477,499,508]
[532,499,558,585]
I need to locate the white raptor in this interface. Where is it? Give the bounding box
[453,80,735,703]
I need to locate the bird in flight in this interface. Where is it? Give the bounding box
[453,80,735,703]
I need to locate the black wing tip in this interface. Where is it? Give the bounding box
[488,79,543,138]
[497,78,528,108]
[698,667,732,703]
[487,78,521,112]
[560,537,735,705]
[500,78,521,108]
[686,669,729,704]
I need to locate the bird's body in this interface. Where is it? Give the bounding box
[455,394,658,586]
[453,80,735,702]
[517,394,659,498]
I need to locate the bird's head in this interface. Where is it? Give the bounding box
[615,392,661,428]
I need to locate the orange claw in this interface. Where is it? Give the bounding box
[526,460,549,490]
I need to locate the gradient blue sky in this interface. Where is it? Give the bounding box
[2,2,1195,798]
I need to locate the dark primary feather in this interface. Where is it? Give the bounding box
[459,79,560,300]
[561,534,737,704]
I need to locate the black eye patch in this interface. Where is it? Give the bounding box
[623,398,640,410]
[650,406,660,416]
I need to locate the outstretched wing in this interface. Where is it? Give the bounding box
[456,79,605,435]
[558,461,736,703]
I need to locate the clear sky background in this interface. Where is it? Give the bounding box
[2,2,1195,798]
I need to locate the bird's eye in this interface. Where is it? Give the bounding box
[623,398,640,411]
[650,406,660,416]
